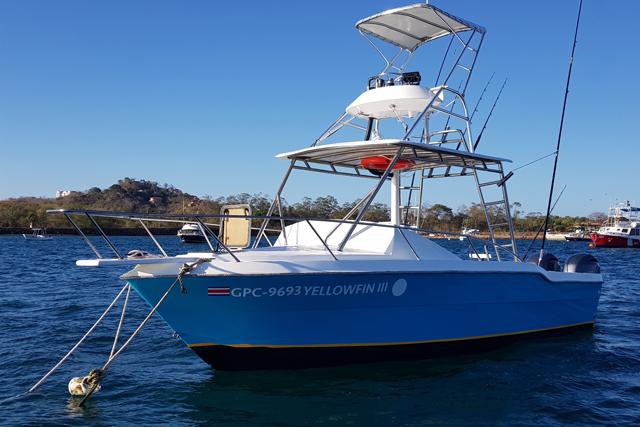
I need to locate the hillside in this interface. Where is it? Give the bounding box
[0,177,390,231]
[0,177,605,234]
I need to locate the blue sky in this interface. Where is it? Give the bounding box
[1,0,638,217]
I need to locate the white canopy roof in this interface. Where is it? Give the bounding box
[356,3,485,52]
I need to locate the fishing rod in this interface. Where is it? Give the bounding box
[404,76,496,223]
[540,0,583,250]
[470,72,494,124]
[473,77,507,151]
[405,74,497,223]
[454,73,496,151]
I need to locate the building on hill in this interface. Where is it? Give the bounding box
[56,190,80,198]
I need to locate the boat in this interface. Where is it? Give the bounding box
[23,228,53,241]
[544,231,570,241]
[48,3,603,372]
[565,226,591,242]
[459,227,479,241]
[590,201,640,247]
[177,224,207,244]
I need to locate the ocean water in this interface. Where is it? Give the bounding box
[1,234,639,426]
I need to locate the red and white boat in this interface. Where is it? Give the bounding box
[590,201,640,247]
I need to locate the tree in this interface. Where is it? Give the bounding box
[421,204,454,231]
[588,212,607,224]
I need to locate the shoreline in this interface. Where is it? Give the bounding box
[3,227,568,240]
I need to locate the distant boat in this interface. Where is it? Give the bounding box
[177,224,207,244]
[544,231,570,241]
[590,201,640,247]
[23,228,53,241]
[565,227,591,242]
[459,226,479,240]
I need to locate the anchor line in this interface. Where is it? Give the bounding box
[3,258,207,407]
[110,284,131,359]
[78,259,207,406]
[0,283,130,406]
[26,282,131,394]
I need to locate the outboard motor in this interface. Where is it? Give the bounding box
[563,253,601,273]
[526,251,561,272]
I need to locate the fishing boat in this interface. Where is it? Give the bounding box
[590,201,640,247]
[23,228,53,241]
[177,224,207,244]
[49,3,602,371]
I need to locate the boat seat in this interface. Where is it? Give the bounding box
[219,204,252,249]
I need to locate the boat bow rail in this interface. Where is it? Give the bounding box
[46,209,522,265]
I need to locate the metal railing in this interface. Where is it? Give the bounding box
[47,209,523,263]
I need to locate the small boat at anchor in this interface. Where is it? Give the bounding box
[565,226,591,242]
[49,3,602,372]
[590,201,640,247]
[459,227,479,241]
[23,228,53,241]
[177,224,207,244]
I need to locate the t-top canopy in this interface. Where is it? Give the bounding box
[276,140,509,177]
[356,3,485,52]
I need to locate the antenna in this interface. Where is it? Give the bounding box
[540,0,583,250]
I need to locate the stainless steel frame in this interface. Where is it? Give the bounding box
[47,209,523,263]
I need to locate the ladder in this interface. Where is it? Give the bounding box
[473,164,517,261]
[399,172,423,227]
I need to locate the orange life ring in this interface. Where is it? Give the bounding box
[360,156,415,171]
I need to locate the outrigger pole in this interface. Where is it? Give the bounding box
[541,0,583,250]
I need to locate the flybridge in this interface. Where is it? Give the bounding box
[269,3,512,251]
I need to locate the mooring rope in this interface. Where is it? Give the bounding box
[28,282,130,393]
[0,283,130,405]
[2,258,207,406]
[77,259,206,406]
[110,285,132,359]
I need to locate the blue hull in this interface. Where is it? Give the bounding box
[127,271,601,370]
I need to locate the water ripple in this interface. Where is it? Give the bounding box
[2,237,640,426]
